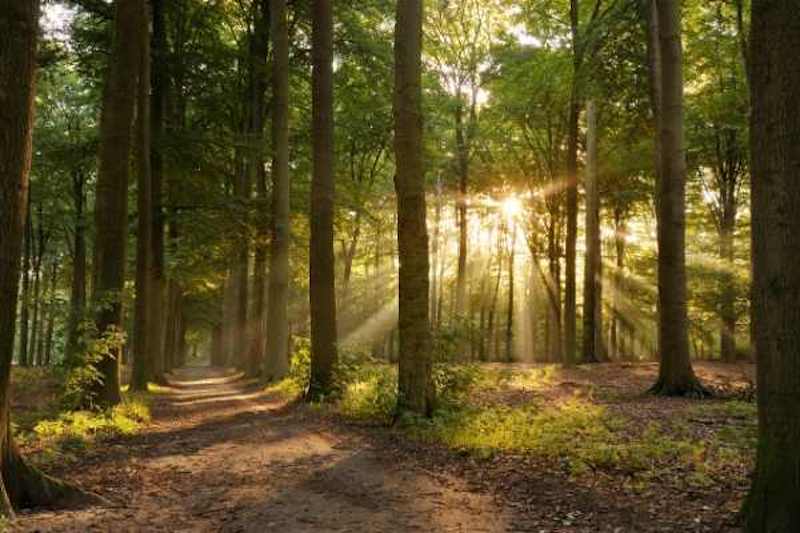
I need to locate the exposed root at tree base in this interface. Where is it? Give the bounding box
[647,378,713,399]
[2,448,105,516]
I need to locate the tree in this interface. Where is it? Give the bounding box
[393,0,434,416]
[131,0,153,391]
[264,0,291,380]
[306,0,339,400]
[89,0,146,407]
[582,99,602,362]
[244,0,270,378]
[0,0,88,515]
[744,0,800,529]
[148,0,168,384]
[648,0,707,396]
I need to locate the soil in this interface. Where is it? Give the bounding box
[13,367,509,532]
[12,362,753,532]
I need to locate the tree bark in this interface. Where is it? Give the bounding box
[393,0,434,416]
[89,0,146,407]
[307,0,339,400]
[649,0,707,397]
[65,168,87,367]
[246,0,270,379]
[264,0,291,380]
[132,2,153,391]
[564,0,581,367]
[744,0,800,529]
[582,100,602,363]
[17,208,32,367]
[0,0,93,514]
[148,0,168,385]
[455,101,469,317]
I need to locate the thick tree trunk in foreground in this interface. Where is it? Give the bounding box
[0,0,92,515]
[89,0,145,407]
[132,4,153,391]
[649,0,707,397]
[264,0,291,380]
[306,0,339,400]
[393,0,434,416]
[582,100,602,363]
[744,0,800,529]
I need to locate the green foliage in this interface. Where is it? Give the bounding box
[406,399,705,479]
[20,394,151,463]
[63,323,125,410]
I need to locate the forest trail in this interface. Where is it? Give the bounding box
[15,367,508,532]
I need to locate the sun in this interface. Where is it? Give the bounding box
[501,196,523,220]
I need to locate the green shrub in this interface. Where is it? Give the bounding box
[30,394,151,460]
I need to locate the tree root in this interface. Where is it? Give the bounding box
[648,377,713,399]
[1,445,107,518]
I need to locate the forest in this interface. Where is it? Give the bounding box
[0,0,798,531]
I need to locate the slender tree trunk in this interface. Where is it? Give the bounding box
[89,0,145,408]
[582,100,602,363]
[505,222,516,362]
[648,0,707,397]
[246,0,270,378]
[611,208,626,359]
[744,0,800,529]
[29,245,41,367]
[393,0,434,416]
[0,0,92,514]
[307,0,339,400]
[564,0,580,367]
[18,207,32,367]
[65,169,86,367]
[719,222,736,362]
[455,102,468,316]
[43,261,57,365]
[264,0,291,380]
[149,0,167,385]
[132,8,153,391]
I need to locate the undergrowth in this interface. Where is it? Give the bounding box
[268,341,756,485]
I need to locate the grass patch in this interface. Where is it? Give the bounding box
[16,393,152,464]
[404,398,703,478]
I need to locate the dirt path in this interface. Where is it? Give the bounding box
[15,367,508,532]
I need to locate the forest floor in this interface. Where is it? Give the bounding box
[11,362,753,532]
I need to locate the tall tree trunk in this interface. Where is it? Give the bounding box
[28,212,44,366]
[132,7,153,392]
[65,169,87,367]
[744,0,800,529]
[454,101,468,316]
[89,0,146,407]
[610,208,626,359]
[307,0,339,400]
[582,100,602,363]
[247,0,270,379]
[719,221,736,362]
[505,222,516,362]
[563,0,580,367]
[0,0,91,514]
[149,0,167,385]
[649,0,707,397]
[393,0,434,416]
[43,261,57,366]
[17,208,32,367]
[546,217,563,362]
[264,0,291,380]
